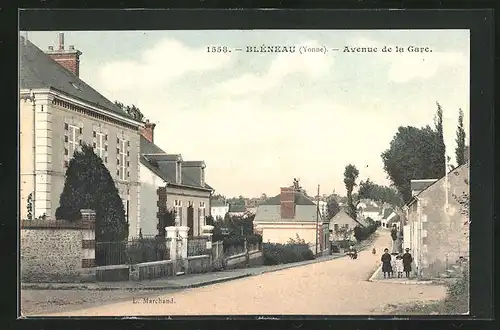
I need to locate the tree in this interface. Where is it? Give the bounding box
[55,143,128,244]
[343,164,359,220]
[382,123,446,203]
[157,209,176,237]
[358,179,404,206]
[335,226,352,241]
[455,108,467,166]
[114,101,145,122]
[326,196,341,220]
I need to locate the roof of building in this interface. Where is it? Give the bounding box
[254,204,320,223]
[387,212,400,225]
[382,208,393,219]
[407,163,469,207]
[363,205,380,213]
[410,179,438,192]
[261,191,317,206]
[228,204,246,213]
[329,210,366,228]
[139,136,212,191]
[19,37,132,119]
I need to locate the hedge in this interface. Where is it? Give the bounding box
[263,243,315,265]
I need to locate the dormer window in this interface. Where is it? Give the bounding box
[176,160,182,184]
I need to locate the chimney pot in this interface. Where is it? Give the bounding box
[69,45,75,50]
[59,32,64,50]
[48,46,53,51]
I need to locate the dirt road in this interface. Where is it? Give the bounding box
[33,230,447,316]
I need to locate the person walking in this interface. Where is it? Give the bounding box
[381,248,392,278]
[402,248,413,278]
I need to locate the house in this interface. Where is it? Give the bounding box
[403,163,469,280]
[210,200,229,221]
[139,124,213,237]
[386,211,401,230]
[328,210,366,242]
[228,203,247,217]
[19,34,143,238]
[253,187,329,254]
[381,208,394,228]
[361,205,382,222]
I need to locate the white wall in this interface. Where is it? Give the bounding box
[211,205,229,220]
[139,163,165,237]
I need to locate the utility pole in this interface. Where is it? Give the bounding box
[315,184,320,256]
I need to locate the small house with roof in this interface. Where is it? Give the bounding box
[139,124,213,238]
[328,210,366,242]
[228,203,247,217]
[254,187,329,254]
[210,200,229,221]
[403,163,469,279]
[19,34,143,238]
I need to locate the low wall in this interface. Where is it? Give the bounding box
[137,260,175,280]
[226,249,263,269]
[20,215,96,283]
[187,255,211,274]
[96,265,129,282]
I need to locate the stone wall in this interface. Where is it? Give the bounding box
[20,210,96,283]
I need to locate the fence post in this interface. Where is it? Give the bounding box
[80,209,96,269]
[165,226,177,272]
[244,238,250,266]
[178,226,189,273]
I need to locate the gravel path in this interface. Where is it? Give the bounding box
[30,230,446,316]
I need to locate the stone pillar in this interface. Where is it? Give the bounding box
[165,226,178,262]
[177,226,189,272]
[80,209,96,269]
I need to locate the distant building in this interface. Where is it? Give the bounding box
[211,200,229,221]
[228,203,247,217]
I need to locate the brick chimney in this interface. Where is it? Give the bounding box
[46,32,82,77]
[140,119,156,143]
[280,187,296,219]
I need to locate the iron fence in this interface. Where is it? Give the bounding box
[187,236,210,257]
[95,236,170,266]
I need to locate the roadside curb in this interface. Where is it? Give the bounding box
[368,265,435,285]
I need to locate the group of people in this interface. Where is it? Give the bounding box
[380,247,413,278]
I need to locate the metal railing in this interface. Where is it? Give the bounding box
[95,236,170,266]
[187,236,210,257]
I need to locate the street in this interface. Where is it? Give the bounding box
[27,230,446,316]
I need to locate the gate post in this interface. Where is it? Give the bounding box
[165,226,177,273]
[178,226,189,273]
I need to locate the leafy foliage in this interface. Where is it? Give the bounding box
[55,143,128,244]
[455,108,467,166]
[157,209,176,237]
[127,236,168,264]
[334,226,353,241]
[353,220,379,242]
[381,121,446,203]
[325,195,341,219]
[358,179,404,206]
[114,101,145,122]
[26,192,33,220]
[343,164,360,219]
[263,242,314,265]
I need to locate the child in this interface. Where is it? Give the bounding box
[390,253,398,278]
[395,254,404,278]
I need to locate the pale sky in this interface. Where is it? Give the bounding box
[25,30,470,198]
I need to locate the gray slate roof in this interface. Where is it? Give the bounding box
[229,204,246,213]
[254,204,319,223]
[211,200,227,207]
[410,179,438,192]
[140,136,212,191]
[19,37,131,118]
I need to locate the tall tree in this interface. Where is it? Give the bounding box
[382,124,446,203]
[326,196,341,219]
[343,164,359,219]
[358,179,403,206]
[434,102,447,176]
[455,108,467,166]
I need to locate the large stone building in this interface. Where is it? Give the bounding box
[403,163,470,279]
[139,122,213,238]
[20,34,143,238]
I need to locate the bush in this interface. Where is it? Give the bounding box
[126,237,167,264]
[443,267,469,314]
[263,242,315,265]
[55,144,129,266]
